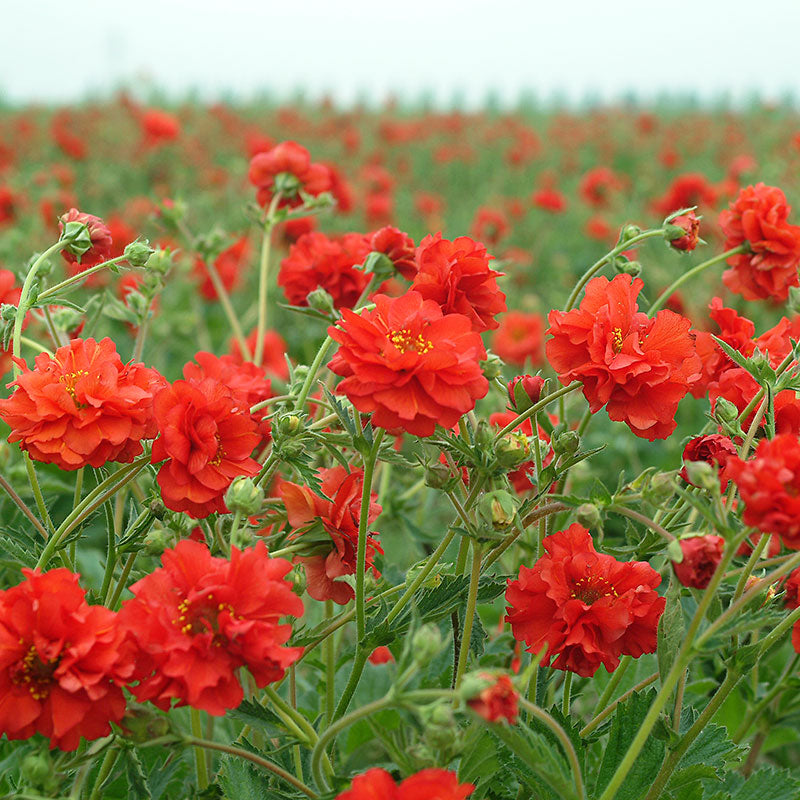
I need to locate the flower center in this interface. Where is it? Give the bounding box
[11,644,60,700]
[570,575,618,604]
[211,434,223,467]
[611,327,624,353]
[389,328,433,354]
[59,369,88,402]
[175,593,235,646]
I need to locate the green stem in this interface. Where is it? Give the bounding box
[593,656,632,717]
[38,256,128,302]
[565,229,665,312]
[255,194,282,366]
[108,552,137,608]
[493,382,582,440]
[644,670,741,800]
[647,245,748,315]
[183,736,317,798]
[324,600,336,724]
[24,455,56,537]
[294,335,333,412]
[562,671,573,716]
[518,697,585,800]
[190,709,209,790]
[608,505,676,542]
[88,747,120,800]
[580,672,659,738]
[453,540,482,690]
[0,472,49,540]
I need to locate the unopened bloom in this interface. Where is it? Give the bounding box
[0,568,131,750]
[58,208,113,269]
[667,210,701,251]
[505,524,665,677]
[672,535,725,589]
[370,225,416,280]
[546,274,701,440]
[0,337,162,470]
[680,434,738,491]
[465,673,519,723]
[120,540,303,715]
[328,291,489,436]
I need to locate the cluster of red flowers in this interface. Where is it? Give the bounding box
[280,465,383,604]
[546,274,701,440]
[248,140,332,209]
[719,183,800,301]
[506,524,665,677]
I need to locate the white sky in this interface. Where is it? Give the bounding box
[2,0,800,107]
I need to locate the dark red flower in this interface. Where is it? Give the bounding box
[278,231,372,310]
[727,434,800,549]
[470,207,510,246]
[507,375,545,411]
[465,673,519,723]
[492,311,545,367]
[248,141,332,209]
[58,208,113,269]
[280,465,382,605]
[119,540,303,715]
[0,338,162,470]
[328,291,489,437]
[505,524,665,677]
[667,210,701,251]
[546,275,701,440]
[150,377,261,518]
[336,768,474,800]
[0,568,131,751]
[681,434,737,490]
[784,568,800,608]
[672,535,725,589]
[412,233,506,332]
[719,183,800,301]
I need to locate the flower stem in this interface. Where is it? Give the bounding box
[607,505,676,542]
[323,600,336,724]
[580,672,659,738]
[647,245,748,316]
[453,540,482,690]
[37,255,128,302]
[0,472,49,540]
[254,194,282,366]
[493,382,582,440]
[592,656,632,718]
[190,709,210,790]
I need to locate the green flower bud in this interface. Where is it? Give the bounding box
[51,306,84,333]
[682,460,718,491]
[363,250,394,281]
[124,239,155,267]
[553,429,579,456]
[276,414,302,436]
[458,671,495,703]
[231,525,256,550]
[424,461,461,491]
[474,420,494,450]
[477,490,518,530]
[411,623,443,666]
[575,502,602,529]
[306,287,336,315]
[59,220,93,256]
[480,352,504,380]
[0,303,16,321]
[145,248,174,276]
[225,477,264,516]
[714,397,740,426]
[120,704,172,744]
[495,431,531,468]
[422,702,459,749]
[143,527,172,556]
[619,223,642,244]
[615,259,642,277]
[21,752,53,787]
[644,472,675,505]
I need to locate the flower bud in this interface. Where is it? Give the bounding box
[495,431,531,468]
[51,306,84,333]
[664,210,700,251]
[681,460,718,491]
[672,535,724,589]
[120,703,172,744]
[422,702,459,749]
[462,672,519,724]
[0,303,16,322]
[306,287,336,315]
[145,248,174,276]
[124,239,155,267]
[21,752,54,788]
[411,623,443,666]
[575,502,602,529]
[225,477,264,516]
[474,420,494,449]
[618,223,642,244]
[480,352,504,380]
[477,490,518,530]
[507,374,545,412]
[143,527,172,556]
[59,220,93,256]
[615,259,642,277]
[231,525,256,550]
[644,472,675,505]
[552,429,579,456]
[275,414,302,436]
[362,250,395,282]
[425,461,461,490]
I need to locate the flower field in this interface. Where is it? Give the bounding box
[2,96,800,798]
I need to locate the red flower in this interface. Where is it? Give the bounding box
[784,568,800,608]
[58,208,113,269]
[140,109,180,146]
[0,568,131,751]
[580,167,623,208]
[653,173,718,215]
[150,377,261,518]
[0,185,16,225]
[672,535,725,589]
[183,351,273,445]
[546,274,701,440]
[465,673,519,723]
[531,187,567,213]
[0,338,162,470]
[411,233,506,332]
[280,466,382,605]
[193,236,250,300]
[248,141,332,209]
[719,183,800,301]
[507,375,545,411]
[230,328,290,380]
[278,231,372,310]
[492,311,545,367]
[505,524,665,677]
[470,206,510,246]
[680,434,737,490]
[727,434,800,549]
[370,225,417,280]
[120,540,303,715]
[328,291,489,437]
[336,768,474,800]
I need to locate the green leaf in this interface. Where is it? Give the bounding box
[725,766,800,800]
[458,730,500,792]
[228,699,292,738]
[680,723,745,772]
[595,688,666,800]
[122,748,151,800]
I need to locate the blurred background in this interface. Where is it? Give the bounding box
[3,0,800,107]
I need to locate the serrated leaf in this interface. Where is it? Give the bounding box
[595,688,665,800]
[725,766,800,800]
[123,748,151,800]
[228,699,293,738]
[657,573,685,688]
[680,723,745,771]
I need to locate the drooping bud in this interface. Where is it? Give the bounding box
[124,239,155,267]
[664,210,700,251]
[507,374,545,412]
[306,287,336,315]
[477,490,518,530]
[495,431,531,468]
[552,429,579,456]
[225,477,264,516]
[480,352,504,380]
[575,502,602,529]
